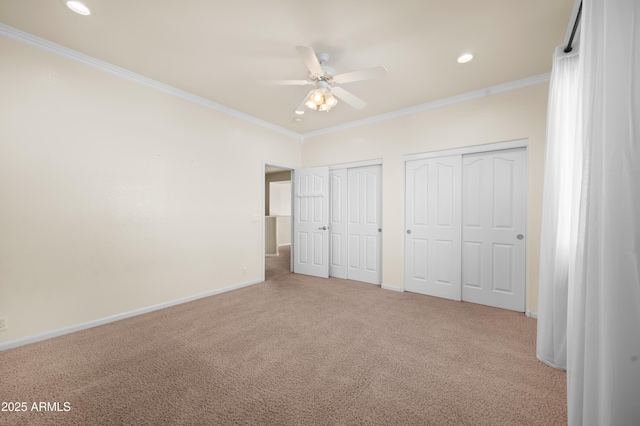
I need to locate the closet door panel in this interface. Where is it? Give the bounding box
[346,165,382,284]
[462,149,527,312]
[405,156,462,300]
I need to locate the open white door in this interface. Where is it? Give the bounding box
[405,155,462,300]
[293,166,330,278]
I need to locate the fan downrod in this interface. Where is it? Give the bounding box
[317,52,330,64]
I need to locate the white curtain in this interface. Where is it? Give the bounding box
[567,0,640,424]
[536,47,581,371]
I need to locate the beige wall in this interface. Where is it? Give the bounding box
[301,84,548,314]
[0,38,301,344]
[0,34,548,346]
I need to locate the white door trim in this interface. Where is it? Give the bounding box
[329,158,382,170]
[403,139,528,162]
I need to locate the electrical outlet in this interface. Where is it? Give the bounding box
[0,316,8,331]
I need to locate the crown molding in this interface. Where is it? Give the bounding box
[302,73,551,139]
[0,24,301,141]
[2,23,550,144]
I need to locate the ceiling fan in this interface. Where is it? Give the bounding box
[260,46,387,113]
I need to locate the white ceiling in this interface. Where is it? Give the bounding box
[0,0,574,136]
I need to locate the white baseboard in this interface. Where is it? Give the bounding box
[526,311,538,319]
[381,284,404,292]
[0,278,263,352]
[278,243,291,247]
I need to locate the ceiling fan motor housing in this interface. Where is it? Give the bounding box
[312,52,335,81]
[316,52,330,63]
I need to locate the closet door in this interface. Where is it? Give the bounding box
[405,156,462,300]
[346,165,382,284]
[329,169,348,279]
[462,149,527,311]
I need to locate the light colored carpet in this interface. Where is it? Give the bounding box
[265,244,291,281]
[0,272,566,425]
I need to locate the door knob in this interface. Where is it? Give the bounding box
[406,230,411,234]
[318,226,327,230]
[378,228,382,232]
[517,234,524,240]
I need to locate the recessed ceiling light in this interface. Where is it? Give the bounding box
[293,117,303,123]
[457,53,473,64]
[294,109,305,115]
[65,1,91,15]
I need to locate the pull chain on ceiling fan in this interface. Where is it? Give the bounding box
[259,46,387,113]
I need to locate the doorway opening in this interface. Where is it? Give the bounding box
[264,164,293,281]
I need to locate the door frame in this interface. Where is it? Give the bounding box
[403,139,529,308]
[262,161,295,282]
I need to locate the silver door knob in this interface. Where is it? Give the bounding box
[378,228,382,232]
[318,226,327,230]
[406,230,411,234]
[517,234,524,240]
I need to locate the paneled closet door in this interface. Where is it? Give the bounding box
[330,165,382,284]
[462,149,527,311]
[329,169,348,279]
[405,155,462,300]
[346,165,382,284]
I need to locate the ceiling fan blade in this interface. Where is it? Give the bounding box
[333,66,388,84]
[331,86,367,110]
[296,45,324,77]
[257,79,312,86]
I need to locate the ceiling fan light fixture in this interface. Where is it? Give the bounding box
[311,90,324,105]
[305,100,318,110]
[65,1,91,15]
[457,53,473,63]
[318,103,329,112]
[325,94,338,107]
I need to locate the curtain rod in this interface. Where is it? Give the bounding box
[564,1,582,53]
